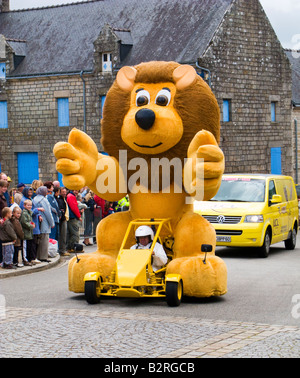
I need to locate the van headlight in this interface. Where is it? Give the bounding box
[244,215,264,223]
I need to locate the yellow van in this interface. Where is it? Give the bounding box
[194,174,299,257]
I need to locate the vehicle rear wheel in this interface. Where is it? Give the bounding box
[166,280,183,307]
[85,280,101,304]
[284,227,297,250]
[258,230,271,258]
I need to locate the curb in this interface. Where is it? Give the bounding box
[0,254,62,279]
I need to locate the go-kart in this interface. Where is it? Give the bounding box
[84,218,212,307]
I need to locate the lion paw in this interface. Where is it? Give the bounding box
[166,255,227,298]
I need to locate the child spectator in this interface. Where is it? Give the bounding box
[0,180,8,215]
[20,199,37,265]
[0,207,17,269]
[10,206,24,268]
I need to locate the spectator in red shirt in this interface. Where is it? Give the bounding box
[66,190,82,253]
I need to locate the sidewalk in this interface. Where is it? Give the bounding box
[0,239,94,279]
[0,253,62,278]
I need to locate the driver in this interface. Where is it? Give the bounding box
[131,225,168,271]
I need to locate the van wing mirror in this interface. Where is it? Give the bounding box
[270,194,282,204]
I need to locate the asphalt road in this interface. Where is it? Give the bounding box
[1,235,300,327]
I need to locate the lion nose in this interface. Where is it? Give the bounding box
[135,109,155,130]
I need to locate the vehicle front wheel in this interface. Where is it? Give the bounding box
[166,280,183,307]
[85,280,101,304]
[284,227,297,250]
[258,230,271,258]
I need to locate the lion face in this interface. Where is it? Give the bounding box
[101,62,220,169]
[121,82,183,155]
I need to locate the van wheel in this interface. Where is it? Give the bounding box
[258,230,271,258]
[284,227,297,250]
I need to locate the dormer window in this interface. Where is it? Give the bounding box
[102,53,112,72]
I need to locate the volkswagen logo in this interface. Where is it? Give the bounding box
[217,215,226,224]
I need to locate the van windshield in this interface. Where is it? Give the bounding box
[211,178,266,202]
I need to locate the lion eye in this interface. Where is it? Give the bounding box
[155,89,171,106]
[136,90,150,107]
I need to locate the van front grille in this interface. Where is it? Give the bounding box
[215,230,243,236]
[203,215,242,224]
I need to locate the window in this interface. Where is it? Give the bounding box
[271,102,277,122]
[0,101,8,129]
[223,99,232,122]
[100,95,106,119]
[0,63,6,80]
[268,180,276,201]
[17,152,39,184]
[57,98,69,127]
[102,53,112,72]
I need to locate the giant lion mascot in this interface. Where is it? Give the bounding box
[53,61,227,297]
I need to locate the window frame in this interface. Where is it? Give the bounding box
[223,99,232,123]
[57,97,70,127]
[271,101,277,123]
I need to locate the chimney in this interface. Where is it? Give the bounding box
[0,0,9,12]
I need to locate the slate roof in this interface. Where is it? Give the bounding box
[285,50,300,105]
[0,0,233,76]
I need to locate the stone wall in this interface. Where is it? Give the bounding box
[292,108,300,184]
[199,0,293,176]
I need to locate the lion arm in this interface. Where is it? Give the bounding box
[88,154,128,202]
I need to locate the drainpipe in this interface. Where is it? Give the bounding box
[80,70,86,133]
[195,61,211,88]
[295,119,298,184]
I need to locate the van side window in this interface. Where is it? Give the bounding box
[268,180,276,201]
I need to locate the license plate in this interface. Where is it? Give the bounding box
[217,236,231,243]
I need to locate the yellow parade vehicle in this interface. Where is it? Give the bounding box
[84,218,213,307]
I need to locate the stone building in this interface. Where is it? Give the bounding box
[0,0,293,186]
[286,49,300,184]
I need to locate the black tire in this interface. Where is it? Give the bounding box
[284,227,297,250]
[258,230,271,258]
[166,280,183,307]
[85,280,101,304]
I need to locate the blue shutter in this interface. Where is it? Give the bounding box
[57,98,69,127]
[0,101,8,129]
[57,172,63,186]
[223,99,231,122]
[271,148,282,175]
[17,152,39,184]
[0,63,6,79]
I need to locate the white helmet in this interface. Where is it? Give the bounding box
[135,225,154,241]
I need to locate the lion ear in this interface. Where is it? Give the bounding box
[173,65,197,90]
[116,66,137,92]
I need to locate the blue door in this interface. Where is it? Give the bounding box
[271,147,282,175]
[17,152,39,184]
